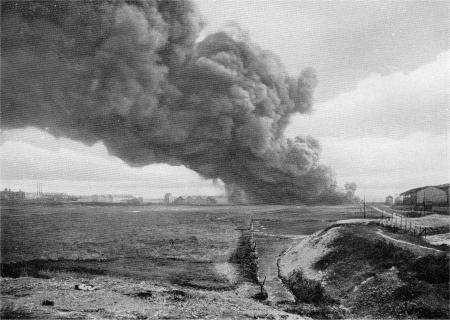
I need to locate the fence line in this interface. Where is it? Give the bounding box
[351,205,428,239]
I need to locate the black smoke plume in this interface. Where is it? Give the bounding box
[1,0,342,204]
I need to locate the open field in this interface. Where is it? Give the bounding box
[1,204,358,264]
[1,204,358,318]
[1,204,357,286]
[2,204,248,291]
[4,204,447,319]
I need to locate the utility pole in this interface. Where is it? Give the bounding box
[363,195,366,219]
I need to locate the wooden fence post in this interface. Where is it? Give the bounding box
[363,200,366,219]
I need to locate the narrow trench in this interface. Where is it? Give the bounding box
[230,221,300,306]
[229,225,258,283]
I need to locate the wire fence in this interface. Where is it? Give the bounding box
[352,205,429,239]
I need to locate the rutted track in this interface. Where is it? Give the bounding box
[375,228,443,255]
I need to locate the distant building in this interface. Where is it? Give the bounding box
[385,195,393,205]
[433,184,450,205]
[78,195,96,202]
[24,191,77,202]
[77,194,141,204]
[205,196,218,205]
[78,194,113,203]
[111,194,136,203]
[172,195,217,205]
[173,196,185,205]
[400,187,423,206]
[399,183,449,210]
[42,193,72,202]
[214,196,229,205]
[124,197,143,205]
[25,192,40,200]
[164,193,174,204]
[1,188,25,202]
[394,196,403,205]
[98,194,113,202]
[417,186,448,206]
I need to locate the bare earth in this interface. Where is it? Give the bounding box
[278,227,344,282]
[1,274,306,320]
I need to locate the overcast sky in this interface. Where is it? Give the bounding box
[1,0,449,201]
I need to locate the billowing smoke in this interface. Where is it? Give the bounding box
[1,0,340,204]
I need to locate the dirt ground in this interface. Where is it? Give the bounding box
[1,273,306,320]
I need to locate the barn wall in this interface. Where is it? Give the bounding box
[416,187,447,205]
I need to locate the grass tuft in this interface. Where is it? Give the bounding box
[1,302,34,319]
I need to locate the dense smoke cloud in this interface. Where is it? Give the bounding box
[1,0,343,204]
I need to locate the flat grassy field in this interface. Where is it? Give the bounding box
[7,204,446,319]
[1,204,356,288]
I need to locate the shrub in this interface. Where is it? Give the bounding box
[314,234,415,274]
[408,254,449,284]
[41,300,54,306]
[287,271,326,304]
[229,231,258,282]
[0,302,33,319]
[405,299,449,319]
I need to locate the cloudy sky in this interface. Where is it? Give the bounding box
[1,0,449,201]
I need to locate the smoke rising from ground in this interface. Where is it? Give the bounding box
[1,0,347,204]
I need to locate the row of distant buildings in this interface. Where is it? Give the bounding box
[385,183,449,212]
[77,194,144,204]
[163,193,218,205]
[0,188,26,202]
[1,188,143,204]
[1,188,221,206]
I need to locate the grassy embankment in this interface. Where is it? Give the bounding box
[281,224,449,319]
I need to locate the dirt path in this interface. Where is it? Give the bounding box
[375,228,443,255]
[371,206,450,229]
